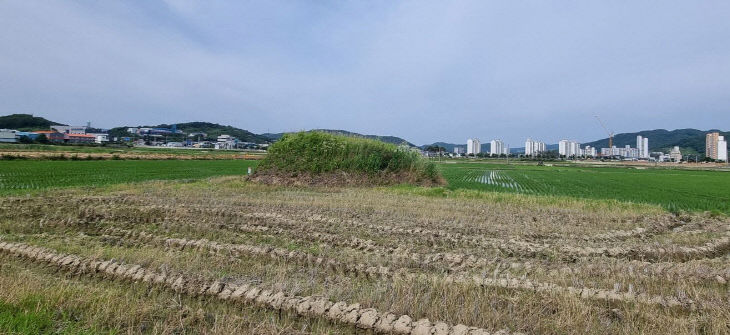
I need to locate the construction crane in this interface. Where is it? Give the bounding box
[594,115,613,155]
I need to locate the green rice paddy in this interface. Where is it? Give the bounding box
[1,158,728,214]
[439,162,730,214]
[0,160,257,195]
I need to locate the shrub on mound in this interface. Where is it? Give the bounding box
[252,131,442,186]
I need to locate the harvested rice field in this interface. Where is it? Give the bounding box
[1,176,728,334]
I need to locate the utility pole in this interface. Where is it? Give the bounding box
[506,145,510,165]
[594,115,614,158]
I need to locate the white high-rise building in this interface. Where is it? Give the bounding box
[490,139,506,156]
[466,138,481,155]
[707,133,721,160]
[669,146,683,162]
[559,140,582,157]
[584,146,596,157]
[636,135,649,158]
[559,140,569,156]
[525,138,546,156]
[719,136,728,162]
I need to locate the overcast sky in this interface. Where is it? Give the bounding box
[1,1,729,145]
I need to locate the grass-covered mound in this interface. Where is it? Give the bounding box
[252,131,442,186]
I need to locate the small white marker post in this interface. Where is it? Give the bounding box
[247,167,252,175]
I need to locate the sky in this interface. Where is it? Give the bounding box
[1,1,729,145]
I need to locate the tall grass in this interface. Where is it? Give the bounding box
[257,131,440,181]
[0,295,98,334]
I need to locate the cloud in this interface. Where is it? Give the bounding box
[1,1,729,145]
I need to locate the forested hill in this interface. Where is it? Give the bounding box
[106,122,269,143]
[0,114,66,131]
[418,142,467,153]
[583,129,729,154]
[159,122,268,143]
[261,129,416,147]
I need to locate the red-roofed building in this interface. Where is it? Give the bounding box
[66,134,96,143]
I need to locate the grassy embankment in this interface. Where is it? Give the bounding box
[253,131,441,185]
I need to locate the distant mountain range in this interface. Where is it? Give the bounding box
[121,122,269,143]
[583,129,729,155]
[2,114,726,155]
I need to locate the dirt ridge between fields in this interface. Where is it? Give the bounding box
[0,239,520,335]
[96,228,702,309]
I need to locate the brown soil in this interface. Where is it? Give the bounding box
[247,169,445,187]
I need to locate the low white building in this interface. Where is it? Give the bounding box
[51,125,87,134]
[601,145,639,158]
[0,129,18,143]
[89,133,109,144]
[216,134,238,150]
